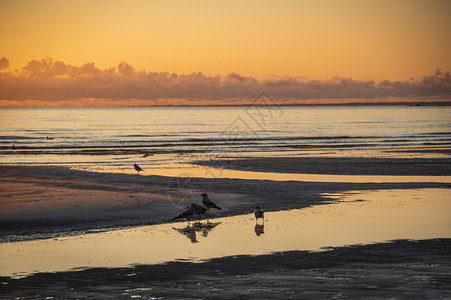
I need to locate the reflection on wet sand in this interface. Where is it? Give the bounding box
[173,226,198,243]
[254,224,264,236]
[0,188,450,278]
[173,222,221,243]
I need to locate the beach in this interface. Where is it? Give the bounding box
[1,106,451,298]
[1,155,451,298]
[1,157,449,240]
[2,239,450,299]
[3,0,451,296]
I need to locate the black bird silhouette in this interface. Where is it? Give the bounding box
[134,164,144,174]
[201,193,222,211]
[254,206,264,224]
[172,205,195,221]
[172,203,207,223]
[192,203,207,219]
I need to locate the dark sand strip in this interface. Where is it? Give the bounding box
[196,157,451,176]
[2,239,450,299]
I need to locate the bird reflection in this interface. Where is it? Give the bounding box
[173,226,198,243]
[254,224,264,236]
[198,221,220,237]
[173,222,221,243]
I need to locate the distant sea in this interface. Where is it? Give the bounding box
[1,106,450,172]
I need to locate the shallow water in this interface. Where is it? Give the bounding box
[1,188,449,279]
[89,163,451,183]
[1,106,450,170]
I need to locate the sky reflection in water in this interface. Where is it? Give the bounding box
[1,188,450,278]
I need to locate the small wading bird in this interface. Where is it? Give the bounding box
[201,193,222,211]
[133,163,144,174]
[254,206,264,224]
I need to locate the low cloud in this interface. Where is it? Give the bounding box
[0,57,450,105]
[0,57,9,69]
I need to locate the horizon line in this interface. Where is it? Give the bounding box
[2,101,451,108]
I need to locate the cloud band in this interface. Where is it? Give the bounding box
[1,57,450,105]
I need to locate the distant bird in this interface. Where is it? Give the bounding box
[134,164,144,174]
[254,206,264,224]
[201,193,222,211]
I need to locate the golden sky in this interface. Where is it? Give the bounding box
[1,0,450,105]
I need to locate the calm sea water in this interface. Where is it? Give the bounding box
[0,106,450,171]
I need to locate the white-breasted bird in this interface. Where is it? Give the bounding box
[134,164,144,174]
[201,193,222,211]
[254,206,264,224]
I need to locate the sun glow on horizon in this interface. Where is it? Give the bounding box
[1,0,451,106]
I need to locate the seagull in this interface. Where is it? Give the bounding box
[254,206,264,224]
[134,163,144,174]
[201,193,222,211]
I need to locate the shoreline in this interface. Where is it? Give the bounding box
[2,239,450,298]
[1,156,450,241]
[1,157,451,298]
[2,187,449,278]
[2,101,451,108]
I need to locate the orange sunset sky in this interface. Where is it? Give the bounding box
[1,0,450,106]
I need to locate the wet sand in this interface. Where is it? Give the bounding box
[1,188,450,279]
[195,156,451,176]
[1,157,450,298]
[2,239,451,299]
[1,158,449,240]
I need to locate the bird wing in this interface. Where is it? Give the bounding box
[197,206,207,214]
[173,207,194,220]
[204,198,222,209]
